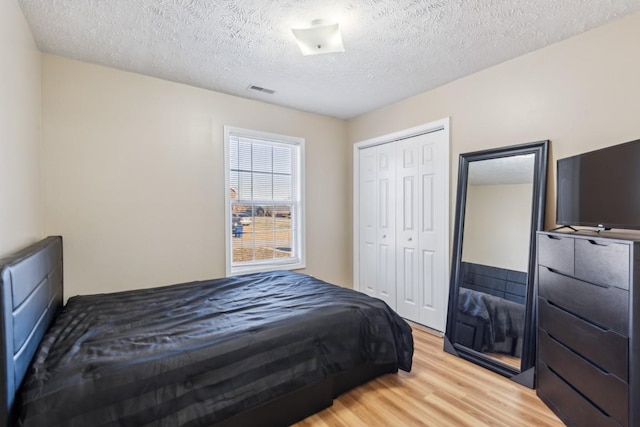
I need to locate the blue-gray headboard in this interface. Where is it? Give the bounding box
[0,236,63,427]
[460,261,527,304]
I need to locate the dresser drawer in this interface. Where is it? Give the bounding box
[538,233,574,275]
[538,298,628,381]
[538,267,629,336]
[537,361,623,427]
[575,239,630,290]
[539,330,628,425]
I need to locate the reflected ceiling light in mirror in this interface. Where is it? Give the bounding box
[291,19,345,56]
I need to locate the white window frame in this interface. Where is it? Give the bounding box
[224,126,305,276]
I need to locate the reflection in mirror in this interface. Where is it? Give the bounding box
[458,155,534,369]
[444,141,549,388]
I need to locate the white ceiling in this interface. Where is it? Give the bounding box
[17,0,640,119]
[468,154,535,185]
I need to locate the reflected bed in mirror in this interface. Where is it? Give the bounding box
[444,141,549,388]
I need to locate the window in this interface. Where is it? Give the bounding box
[224,126,305,275]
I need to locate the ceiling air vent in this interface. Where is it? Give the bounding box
[248,85,275,95]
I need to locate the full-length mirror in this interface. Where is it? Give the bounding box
[444,140,548,388]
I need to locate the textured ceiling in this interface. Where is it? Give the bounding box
[17,0,640,119]
[468,154,535,185]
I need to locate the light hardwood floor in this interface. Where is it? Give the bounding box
[295,326,563,426]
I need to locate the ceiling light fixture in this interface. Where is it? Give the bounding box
[291,19,345,56]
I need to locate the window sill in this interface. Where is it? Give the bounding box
[228,260,306,277]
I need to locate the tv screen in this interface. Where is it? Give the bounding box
[557,138,640,230]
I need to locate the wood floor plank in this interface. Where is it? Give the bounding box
[294,327,563,426]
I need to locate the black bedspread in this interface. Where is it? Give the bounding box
[457,287,524,354]
[18,271,413,426]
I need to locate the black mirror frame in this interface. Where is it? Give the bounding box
[443,140,549,388]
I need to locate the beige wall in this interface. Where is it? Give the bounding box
[349,12,640,231]
[462,184,532,272]
[42,55,349,297]
[32,10,640,297]
[0,1,43,257]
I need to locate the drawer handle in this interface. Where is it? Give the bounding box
[545,300,612,333]
[588,239,609,246]
[541,266,611,289]
[546,235,562,240]
[544,331,615,377]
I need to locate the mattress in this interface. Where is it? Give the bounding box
[18,271,413,426]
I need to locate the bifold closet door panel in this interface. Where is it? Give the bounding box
[358,146,377,298]
[375,143,397,308]
[358,144,397,309]
[396,139,420,321]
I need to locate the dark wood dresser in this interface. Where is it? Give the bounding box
[536,230,640,427]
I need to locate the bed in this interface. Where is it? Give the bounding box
[455,288,525,357]
[453,262,526,357]
[1,237,413,427]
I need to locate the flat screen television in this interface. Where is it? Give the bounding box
[556,138,640,230]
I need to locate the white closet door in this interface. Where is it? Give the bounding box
[358,148,377,297]
[356,121,449,331]
[396,131,448,330]
[416,132,448,331]
[375,143,397,308]
[396,139,420,320]
[358,144,396,308]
